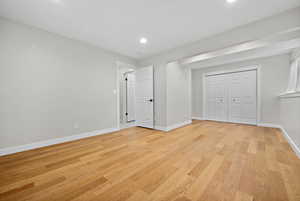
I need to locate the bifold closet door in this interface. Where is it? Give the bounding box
[228,70,257,125]
[205,69,257,125]
[205,75,227,122]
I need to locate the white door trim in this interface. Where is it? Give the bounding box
[116,61,121,130]
[116,61,136,130]
[204,66,259,76]
[202,65,261,125]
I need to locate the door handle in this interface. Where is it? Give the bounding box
[148,99,153,102]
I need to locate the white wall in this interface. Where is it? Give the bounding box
[139,7,300,129]
[280,98,300,151]
[140,7,300,65]
[153,64,167,128]
[279,49,300,156]
[0,17,136,149]
[1,6,300,152]
[191,54,290,125]
[166,62,191,126]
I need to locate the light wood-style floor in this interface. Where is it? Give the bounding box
[0,121,300,201]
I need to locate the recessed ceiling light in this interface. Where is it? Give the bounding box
[52,0,63,4]
[226,0,236,3]
[139,37,148,44]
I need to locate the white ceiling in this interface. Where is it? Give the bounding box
[0,0,299,59]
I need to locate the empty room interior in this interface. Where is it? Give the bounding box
[1,1,300,201]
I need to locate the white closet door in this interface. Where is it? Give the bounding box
[205,75,227,122]
[215,74,227,122]
[228,70,257,125]
[205,76,216,120]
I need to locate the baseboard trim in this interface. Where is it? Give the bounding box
[120,123,136,129]
[0,127,119,156]
[257,123,300,159]
[154,120,192,132]
[257,123,281,128]
[154,125,168,132]
[192,117,205,120]
[278,126,300,159]
[166,120,192,132]
[2,123,298,159]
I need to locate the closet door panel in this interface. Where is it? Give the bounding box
[228,72,243,123]
[205,76,216,120]
[240,70,257,123]
[205,69,257,125]
[215,74,227,122]
[205,75,227,122]
[228,70,257,124]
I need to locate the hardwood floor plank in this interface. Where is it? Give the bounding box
[0,121,299,201]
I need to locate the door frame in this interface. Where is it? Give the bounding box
[202,65,261,125]
[116,61,136,130]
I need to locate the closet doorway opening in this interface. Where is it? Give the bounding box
[203,66,261,125]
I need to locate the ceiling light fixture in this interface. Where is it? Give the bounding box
[226,0,237,3]
[139,37,148,44]
[52,0,63,5]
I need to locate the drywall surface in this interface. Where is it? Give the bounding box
[191,54,290,125]
[166,62,191,126]
[138,7,299,129]
[0,17,136,148]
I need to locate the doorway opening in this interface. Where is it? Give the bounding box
[117,62,137,129]
[116,62,154,130]
[203,66,261,125]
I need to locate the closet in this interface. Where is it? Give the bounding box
[204,69,257,125]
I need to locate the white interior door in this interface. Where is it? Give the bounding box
[215,74,227,122]
[205,75,227,122]
[135,66,154,128]
[228,70,257,124]
[206,76,217,120]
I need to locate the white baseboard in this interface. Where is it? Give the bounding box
[154,120,192,132]
[2,123,299,159]
[278,126,300,159]
[257,123,300,159]
[257,122,281,128]
[192,117,205,120]
[0,127,119,156]
[120,122,136,129]
[166,120,192,132]
[154,125,168,132]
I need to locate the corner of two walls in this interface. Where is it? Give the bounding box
[166,62,192,128]
[0,17,137,152]
[137,60,192,131]
[190,54,300,157]
[137,7,300,131]
[279,97,300,156]
[190,54,290,126]
[278,49,300,157]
